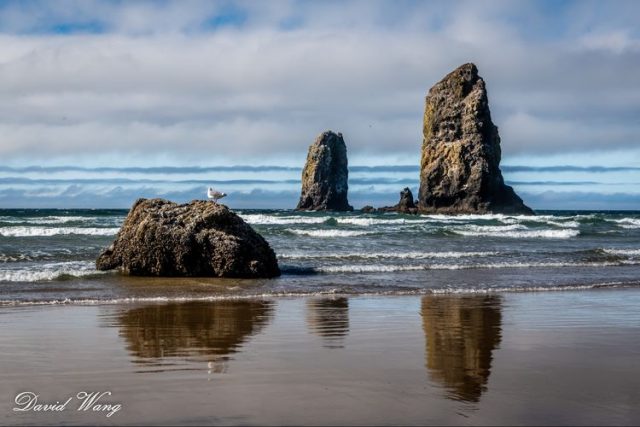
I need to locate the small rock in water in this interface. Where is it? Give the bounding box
[377,187,418,214]
[96,198,280,278]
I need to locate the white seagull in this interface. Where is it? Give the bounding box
[207,187,227,203]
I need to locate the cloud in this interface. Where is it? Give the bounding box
[521,190,640,211]
[502,165,640,173]
[0,1,638,167]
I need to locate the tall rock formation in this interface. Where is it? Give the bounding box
[418,63,533,214]
[296,131,353,211]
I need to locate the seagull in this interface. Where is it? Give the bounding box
[207,187,227,203]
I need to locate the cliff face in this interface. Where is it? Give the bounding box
[296,131,353,211]
[96,198,280,278]
[418,63,533,214]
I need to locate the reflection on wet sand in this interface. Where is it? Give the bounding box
[306,297,350,348]
[421,295,502,403]
[116,300,274,365]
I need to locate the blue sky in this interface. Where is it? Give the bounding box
[0,0,639,209]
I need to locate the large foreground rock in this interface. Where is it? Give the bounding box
[418,63,533,214]
[96,198,280,278]
[296,131,353,211]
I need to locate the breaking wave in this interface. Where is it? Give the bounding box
[240,214,329,225]
[0,226,119,237]
[279,251,497,260]
[313,260,636,274]
[287,229,374,237]
[0,261,107,282]
[451,224,580,239]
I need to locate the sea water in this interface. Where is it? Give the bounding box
[1,208,640,305]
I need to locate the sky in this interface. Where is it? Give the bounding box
[0,0,639,209]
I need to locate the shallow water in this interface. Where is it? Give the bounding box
[0,291,638,425]
[1,209,640,304]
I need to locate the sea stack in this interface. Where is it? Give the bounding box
[418,63,533,214]
[96,198,280,278]
[296,131,353,211]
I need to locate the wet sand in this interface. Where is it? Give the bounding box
[1,289,639,425]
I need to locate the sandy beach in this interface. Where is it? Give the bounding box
[1,288,639,426]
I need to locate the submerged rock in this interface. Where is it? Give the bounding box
[418,63,533,214]
[296,131,353,211]
[96,198,280,278]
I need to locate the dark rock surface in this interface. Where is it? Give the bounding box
[418,63,533,214]
[96,198,280,278]
[396,187,418,213]
[296,131,353,211]
[377,187,418,214]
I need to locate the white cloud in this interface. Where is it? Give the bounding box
[0,1,638,167]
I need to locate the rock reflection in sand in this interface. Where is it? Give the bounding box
[115,300,274,368]
[306,297,350,349]
[421,295,502,403]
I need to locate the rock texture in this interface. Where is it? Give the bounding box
[296,131,353,211]
[96,198,280,278]
[377,187,418,214]
[418,63,533,214]
[396,187,418,213]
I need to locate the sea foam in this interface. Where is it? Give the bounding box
[288,229,374,237]
[0,226,119,237]
[313,260,632,274]
[0,261,105,282]
[279,251,497,260]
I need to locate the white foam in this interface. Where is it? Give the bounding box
[602,248,640,256]
[1,281,637,306]
[0,253,32,262]
[315,260,633,273]
[452,225,579,239]
[288,229,374,237]
[279,251,497,260]
[613,218,640,229]
[0,261,105,282]
[0,226,119,237]
[336,217,428,226]
[240,214,329,225]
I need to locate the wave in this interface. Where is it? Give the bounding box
[0,253,33,262]
[287,229,374,237]
[313,260,636,274]
[602,248,640,256]
[336,217,429,226]
[451,225,579,239]
[0,261,106,282]
[613,218,640,229]
[2,281,637,306]
[0,226,119,237]
[279,251,497,260]
[240,214,329,225]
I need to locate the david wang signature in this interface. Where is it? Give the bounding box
[13,391,122,418]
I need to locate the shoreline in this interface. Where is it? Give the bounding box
[1,289,639,425]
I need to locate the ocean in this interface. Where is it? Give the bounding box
[2,208,640,305]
